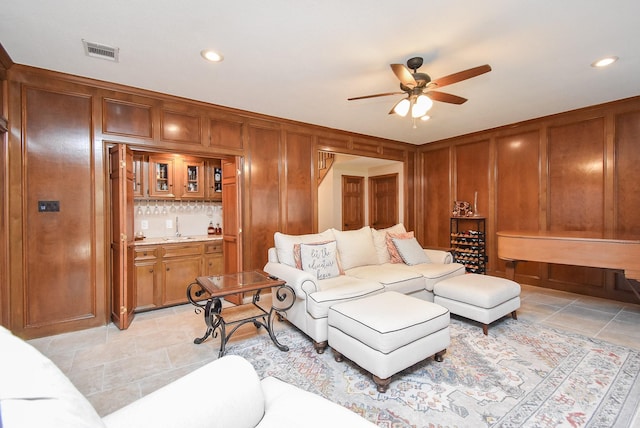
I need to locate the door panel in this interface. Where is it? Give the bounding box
[222,156,243,305]
[369,173,398,229]
[110,144,135,329]
[342,175,364,230]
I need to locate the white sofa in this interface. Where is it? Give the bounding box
[264,224,465,352]
[0,326,377,428]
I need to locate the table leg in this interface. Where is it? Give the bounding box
[187,282,225,347]
[265,284,296,352]
[505,260,519,281]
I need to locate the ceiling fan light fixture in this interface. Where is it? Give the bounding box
[411,94,433,118]
[392,98,411,117]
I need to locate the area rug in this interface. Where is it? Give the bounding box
[228,317,640,428]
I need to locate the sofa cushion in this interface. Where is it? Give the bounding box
[306,276,383,319]
[371,223,407,264]
[0,326,106,428]
[274,229,335,268]
[386,231,414,263]
[298,241,342,280]
[399,263,467,291]
[331,226,378,270]
[392,237,431,265]
[346,264,425,294]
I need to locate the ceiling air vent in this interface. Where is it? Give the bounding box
[82,39,119,62]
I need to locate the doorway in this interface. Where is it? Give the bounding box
[342,175,364,230]
[369,173,399,229]
[317,153,404,231]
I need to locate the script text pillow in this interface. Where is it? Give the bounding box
[386,231,414,263]
[298,241,342,280]
[392,237,431,265]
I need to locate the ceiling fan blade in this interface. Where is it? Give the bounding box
[348,91,404,101]
[427,91,467,105]
[390,64,417,88]
[430,64,492,88]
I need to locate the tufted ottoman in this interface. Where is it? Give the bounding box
[327,291,450,392]
[434,274,520,335]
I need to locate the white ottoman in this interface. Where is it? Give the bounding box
[327,291,450,393]
[434,274,520,335]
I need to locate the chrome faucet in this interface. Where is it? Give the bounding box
[175,216,181,237]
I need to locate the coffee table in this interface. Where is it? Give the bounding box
[186,271,295,357]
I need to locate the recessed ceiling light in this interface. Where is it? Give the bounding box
[200,49,224,62]
[591,56,618,68]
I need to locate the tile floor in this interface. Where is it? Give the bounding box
[28,284,640,424]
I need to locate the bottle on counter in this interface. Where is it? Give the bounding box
[207,221,215,236]
[216,223,222,235]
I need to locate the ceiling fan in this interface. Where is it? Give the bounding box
[348,57,491,123]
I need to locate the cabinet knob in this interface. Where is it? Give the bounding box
[149,269,154,273]
[166,267,170,271]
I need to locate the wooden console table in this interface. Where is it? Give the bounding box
[496,230,640,301]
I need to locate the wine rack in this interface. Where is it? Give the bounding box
[450,217,486,274]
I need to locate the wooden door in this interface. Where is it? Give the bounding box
[369,173,398,229]
[342,175,364,231]
[222,156,243,304]
[109,144,135,329]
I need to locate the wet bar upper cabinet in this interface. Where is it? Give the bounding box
[148,154,204,199]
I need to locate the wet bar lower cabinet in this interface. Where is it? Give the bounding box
[132,237,223,312]
[450,217,487,274]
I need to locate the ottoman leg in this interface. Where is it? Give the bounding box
[313,340,328,354]
[482,324,489,335]
[434,349,446,362]
[511,310,518,320]
[333,350,344,362]
[372,375,391,393]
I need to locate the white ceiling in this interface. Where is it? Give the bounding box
[1,1,639,145]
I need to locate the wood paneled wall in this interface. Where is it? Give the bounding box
[2,65,416,337]
[418,97,640,303]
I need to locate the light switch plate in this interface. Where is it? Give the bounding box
[141,220,149,230]
[166,219,173,229]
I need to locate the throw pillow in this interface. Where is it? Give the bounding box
[273,229,335,268]
[386,231,414,263]
[371,223,407,264]
[392,237,431,265]
[331,226,378,270]
[298,241,342,280]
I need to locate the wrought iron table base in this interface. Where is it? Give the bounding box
[187,282,295,357]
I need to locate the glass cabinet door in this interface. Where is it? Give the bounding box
[148,155,175,198]
[179,158,205,198]
[132,154,145,198]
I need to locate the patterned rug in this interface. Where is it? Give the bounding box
[229,317,640,428]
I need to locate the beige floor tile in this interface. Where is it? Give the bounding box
[542,305,615,336]
[67,364,105,396]
[87,382,141,417]
[102,349,172,390]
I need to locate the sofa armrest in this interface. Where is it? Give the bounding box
[424,249,454,264]
[264,261,318,299]
[259,377,378,427]
[103,356,265,428]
